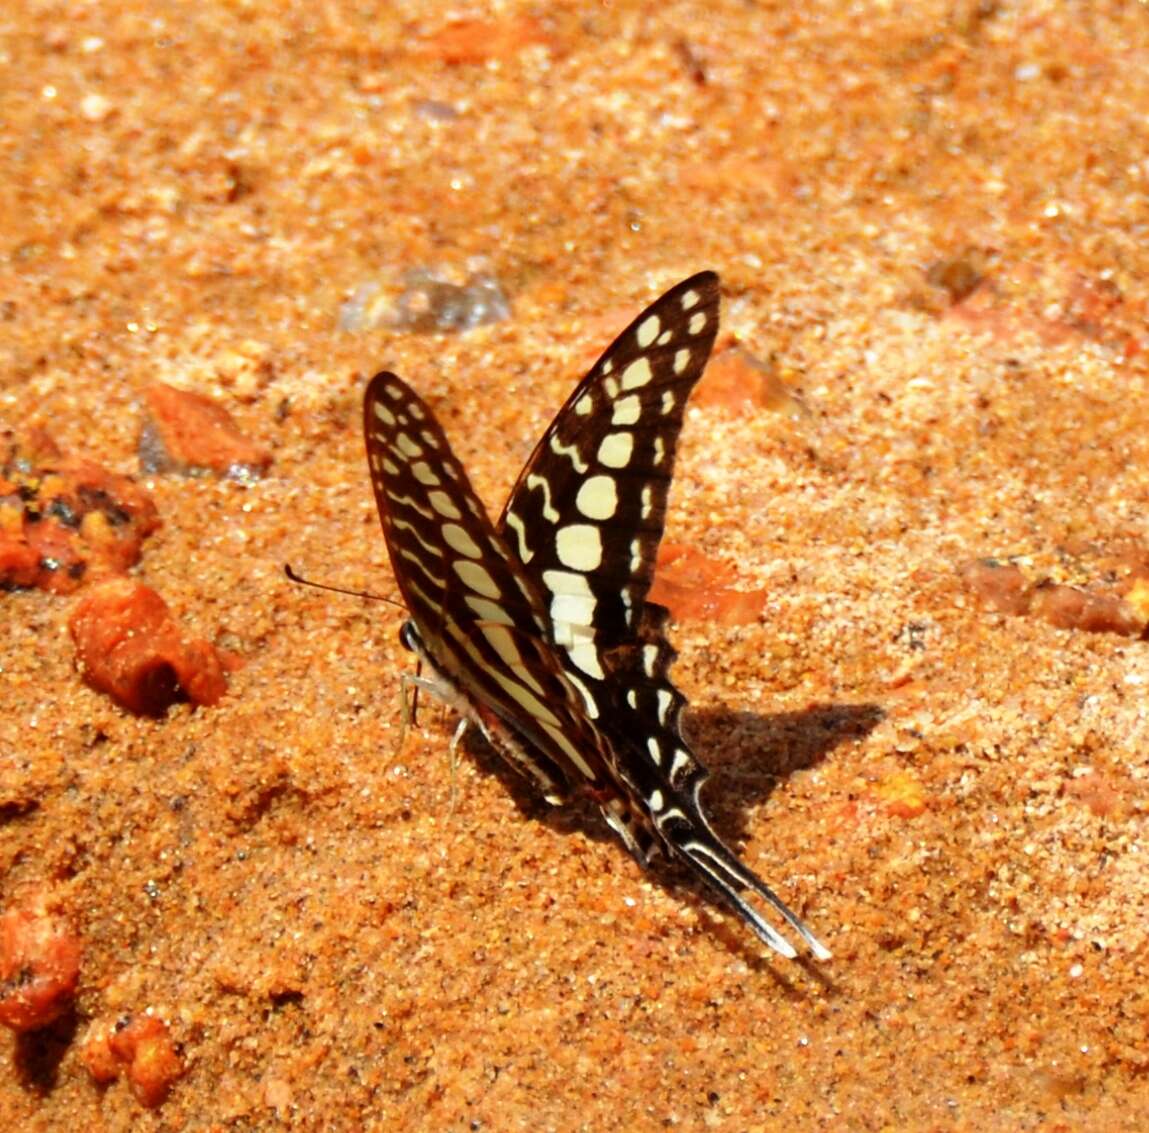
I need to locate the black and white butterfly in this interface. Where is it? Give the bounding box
[364,271,829,960]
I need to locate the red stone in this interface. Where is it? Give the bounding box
[649,542,768,626]
[83,1014,184,1108]
[140,383,271,480]
[0,900,82,1033]
[0,451,160,594]
[69,578,230,714]
[959,559,1032,616]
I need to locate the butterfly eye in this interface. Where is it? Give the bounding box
[398,621,418,652]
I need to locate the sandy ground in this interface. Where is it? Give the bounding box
[2,1,1148,1129]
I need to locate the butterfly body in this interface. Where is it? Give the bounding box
[365,272,829,960]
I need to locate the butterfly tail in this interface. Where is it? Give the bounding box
[659,808,832,961]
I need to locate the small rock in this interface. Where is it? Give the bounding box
[82,1013,184,1108]
[648,543,768,626]
[69,578,232,714]
[0,897,82,1033]
[419,16,551,64]
[79,92,113,122]
[1029,581,1144,637]
[339,262,511,334]
[959,559,1032,616]
[139,383,271,482]
[0,443,160,593]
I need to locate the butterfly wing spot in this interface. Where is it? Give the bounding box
[647,735,663,766]
[636,314,661,348]
[642,644,658,676]
[542,568,597,629]
[385,490,435,521]
[649,788,665,811]
[399,547,447,589]
[669,747,694,786]
[660,390,677,415]
[575,393,594,416]
[525,472,560,521]
[673,349,692,375]
[445,621,563,731]
[395,432,424,458]
[543,580,603,685]
[427,489,462,520]
[392,516,445,558]
[411,461,441,486]
[611,395,642,427]
[441,522,482,558]
[656,688,672,725]
[555,524,603,572]
[563,668,601,719]
[549,434,589,473]
[621,357,653,390]
[567,638,606,679]
[479,624,547,696]
[680,288,701,310]
[504,510,533,564]
[640,485,653,519]
[575,474,618,521]
[688,311,708,335]
[373,401,397,426]
[452,559,500,598]
[597,432,634,469]
[652,437,665,466]
[465,594,515,625]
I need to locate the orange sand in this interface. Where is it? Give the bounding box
[3,2,1148,1129]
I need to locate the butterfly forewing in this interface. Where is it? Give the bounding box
[499,271,720,673]
[364,372,615,799]
[363,274,830,961]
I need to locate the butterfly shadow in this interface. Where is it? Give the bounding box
[682,700,886,836]
[460,699,884,978]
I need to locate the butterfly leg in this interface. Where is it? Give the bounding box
[397,669,453,753]
[599,798,658,867]
[447,717,469,813]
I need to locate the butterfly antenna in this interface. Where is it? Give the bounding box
[283,562,407,609]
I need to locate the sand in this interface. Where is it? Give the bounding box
[2,2,1148,1129]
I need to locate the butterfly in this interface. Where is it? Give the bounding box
[364,271,829,960]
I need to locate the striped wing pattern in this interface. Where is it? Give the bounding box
[364,272,828,960]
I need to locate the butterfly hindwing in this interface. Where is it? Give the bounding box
[493,273,727,885]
